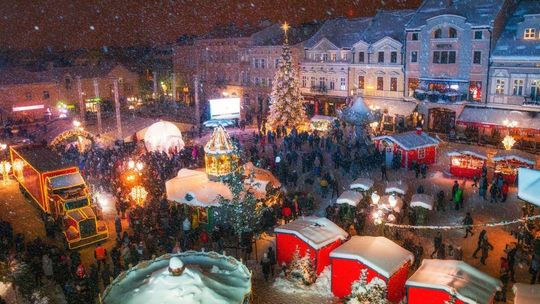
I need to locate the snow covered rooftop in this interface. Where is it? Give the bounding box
[205,126,235,154]
[492,0,540,59]
[336,190,363,207]
[493,149,536,165]
[513,283,540,304]
[102,251,252,304]
[406,0,507,30]
[374,131,439,150]
[410,194,435,210]
[361,10,416,44]
[165,169,232,207]
[406,259,502,304]
[457,107,540,131]
[518,168,540,207]
[274,216,348,250]
[304,17,372,49]
[330,236,413,278]
[365,99,417,117]
[447,149,488,160]
[350,177,374,191]
[385,181,408,195]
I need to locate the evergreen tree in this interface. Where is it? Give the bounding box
[348,269,389,304]
[267,44,307,129]
[284,247,317,285]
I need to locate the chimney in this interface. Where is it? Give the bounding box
[416,127,423,135]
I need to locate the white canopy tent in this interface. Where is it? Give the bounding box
[410,194,435,210]
[350,178,374,192]
[385,181,408,196]
[336,190,364,207]
[144,121,185,153]
[518,168,540,207]
[165,169,232,208]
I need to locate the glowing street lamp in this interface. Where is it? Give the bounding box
[73,120,82,129]
[502,135,516,150]
[130,185,148,206]
[502,119,518,128]
[0,161,11,185]
[371,191,380,205]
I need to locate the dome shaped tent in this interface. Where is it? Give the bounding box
[143,121,184,153]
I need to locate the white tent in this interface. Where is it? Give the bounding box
[350,178,374,191]
[336,191,364,207]
[513,283,540,304]
[165,169,232,207]
[518,168,540,207]
[385,181,408,196]
[144,121,185,153]
[410,194,435,210]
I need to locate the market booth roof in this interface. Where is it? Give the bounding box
[274,216,348,250]
[406,259,502,304]
[374,130,439,150]
[447,149,488,160]
[410,194,435,210]
[513,283,540,304]
[385,181,408,195]
[518,168,540,207]
[330,236,414,278]
[336,190,363,207]
[350,177,374,191]
[493,149,536,165]
[457,107,540,131]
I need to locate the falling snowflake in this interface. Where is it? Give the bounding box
[90,25,95,30]
[34,26,39,30]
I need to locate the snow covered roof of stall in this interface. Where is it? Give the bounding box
[102,251,252,304]
[513,283,540,304]
[361,10,416,43]
[365,99,418,117]
[457,107,540,131]
[385,181,408,195]
[304,17,372,49]
[274,216,348,250]
[518,168,540,207]
[251,22,323,46]
[374,131,439,150]
[205,126,235,154]
[493,149,536,165]
[406,0,506,30]
[492,0,540,59]
[350,177,374,191]
[406,259,502,304]
[447,148,488,160]
[48,172,85,189]
[330,236,413,278]
[336,190,363,207]
[410,194,435,210]
[165,169,232,207]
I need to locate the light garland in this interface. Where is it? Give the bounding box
[384,214,540,230]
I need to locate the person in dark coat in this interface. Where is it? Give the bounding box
[463,212,474,238]
[430,232,442,258]
[480,236,494,265]
[260,253,272,282]
[472,230,487,258]
[267,247,277,277]
[101,264,111,288]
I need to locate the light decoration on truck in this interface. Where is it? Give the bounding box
[12,159,24,180]
[502,135,516,150]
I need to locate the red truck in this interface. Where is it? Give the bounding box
[10,145,108,249]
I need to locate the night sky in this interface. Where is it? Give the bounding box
[0,0,421,50]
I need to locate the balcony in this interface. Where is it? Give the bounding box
[310,85,328,93]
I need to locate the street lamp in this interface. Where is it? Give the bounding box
[502,135,516,150]
[0,161,11,185]
[130,185,148,207]
[73,120,82,129]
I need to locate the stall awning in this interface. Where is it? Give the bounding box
[493,149,536,165]
[518,168,540,207]
[457,107,540,131]
[447,149,488,160]
[365,99,417,117]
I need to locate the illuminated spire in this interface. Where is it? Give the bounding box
[281,22,290,45]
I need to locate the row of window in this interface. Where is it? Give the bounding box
[408,50,483,65]
[524,28,539,40]
[495,79,540,98]
[409,30,483,41]
[357,76,398,91]
[253,58,280,69]
[253,77,273,87]
[301,76,347,91]
[24,91,50,101]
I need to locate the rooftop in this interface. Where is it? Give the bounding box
[274,216,348,250]
[374,130,439,150]
[361,10,416,44]
[251,21,323,46]
[11,145,77,172]
[304,17,372,49]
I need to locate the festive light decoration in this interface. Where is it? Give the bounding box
[502,135,516,150]
[0,161,11,185]
[385,214,540,230]
[204,126,238,177]
[502,119,518,128]
[130,185,148,206]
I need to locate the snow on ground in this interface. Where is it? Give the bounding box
[272,266,334,298]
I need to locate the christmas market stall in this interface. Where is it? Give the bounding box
[310,115,336,132]
[373,129,439,169]
[447,149,487,179]
[406,259,502,304]
[518,168,540,207]
[274,216,348,275]
[335,190,364,228]
[493,149,536,184]
[410,194,435,225]
[349,177,374,193]
[101,251,252,304]
[385,181,408,197]
[330,236,413,302]
[513,283,540,304]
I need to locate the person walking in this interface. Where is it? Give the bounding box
[420,163,427,178]
[94,243,107,270]
[430,232,443,258]
[436,190,445,212]
[472,230,487,258]
[501,181,509,202]
[480,236,494,265]
[454,186,463,210]
[381,163,388,181]
[267,247,277,277]
[451,181,459,202]
[114,214,122,240]
[463,213,474,238]
[472,175,479,188]
[260,253,271,282]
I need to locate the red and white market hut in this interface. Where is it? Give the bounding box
[493,149,536,184]
[330,236,413,302]
[513,283,540,304]
[373,129,439,169]
[406,259,502,304]
[447,149,488,179]
[274,216,348,275]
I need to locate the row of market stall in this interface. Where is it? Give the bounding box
[274,216,537,303]
[448,148,537,183]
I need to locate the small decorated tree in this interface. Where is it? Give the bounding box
[348,269,389,304]
[284,248,317,285]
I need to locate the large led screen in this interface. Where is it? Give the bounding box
[209,98,241,120]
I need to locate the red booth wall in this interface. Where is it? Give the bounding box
[403,147,436,169]
[450,165,482,179]
[386,262,411,303]
[407,286,476,304]
[331,257,387,298]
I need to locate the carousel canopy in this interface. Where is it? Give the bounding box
[410,194,435,210]
[406,259,502,304]
[385,181,408,195]
[205,125,235,155]
[350,177,374,191]
[336,190,363,207]
[493,149,536,165]
[274,216,348,250]
[144,121,185,153]
[513,283,540,304]
[165,169,232,207]
[447,149,488,160]
[518,168,540,207]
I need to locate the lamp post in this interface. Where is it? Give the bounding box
[0,161,11,185]
[130,186,148,207]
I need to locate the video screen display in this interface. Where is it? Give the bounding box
[209,98,240,120]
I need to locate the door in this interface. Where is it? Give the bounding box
[385,143,394,167]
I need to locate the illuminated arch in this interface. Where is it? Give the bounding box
[50,129,96,149]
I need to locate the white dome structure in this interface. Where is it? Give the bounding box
[144,121,185,153]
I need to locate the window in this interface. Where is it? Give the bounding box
[342,53,348,61]
[25,92,32,100]
[340,77,346,90]
[254,77,260,85]
[65,78,72,90]
[43,90,50,99]
[310,77,316,87]
[433,28,442,39]
[473,51,481,64]
[254,59,260,69]
[358,52,365,63]
[358,76,364,89]
[302,76,307,88]
[474,31,483,40]
[390,77,398,91]
[433,51,456,64]
[261,78,267,87]
[322,53,328,61]
[319,77,325,88]
[390,52,397,63]
[378,52,384,63]
[449,51,456,63]
[449,27,457,38]
[468,81,482,101]
[531,80,540,101]
[411,51,418,63]
[411,33,419,41]
[418,148,426,159]
[331,53,337,61]
[377,77,384,91]
[275,58,280,68]
[524,28,536,39]
[513,79,524,96]
[440,51,448,64]
[260,59,266,69]
[433,51,440,64]
[495,79,505,95]
[329,79,335,90]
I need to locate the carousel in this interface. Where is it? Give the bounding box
[493,149,536,184]
[205,126,239,177]
[447,149,488,179]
